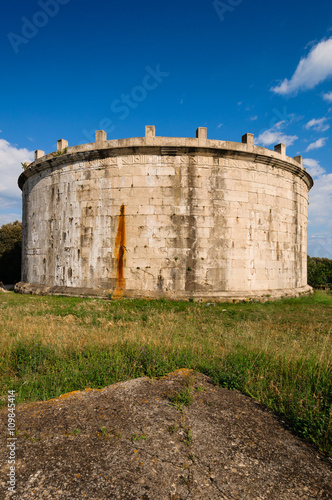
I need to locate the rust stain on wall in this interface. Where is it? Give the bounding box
[113,204,126,297]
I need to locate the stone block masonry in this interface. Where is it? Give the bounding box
[16,126,313,301]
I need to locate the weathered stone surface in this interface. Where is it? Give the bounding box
[17,128,313,301]
[0,370,330,499]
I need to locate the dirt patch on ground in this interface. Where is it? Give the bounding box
[0,369,331,499]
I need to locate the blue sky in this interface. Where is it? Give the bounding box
[1,0,332,257]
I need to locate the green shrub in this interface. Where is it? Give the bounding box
[0,221,22,284]
[307,256,332,289]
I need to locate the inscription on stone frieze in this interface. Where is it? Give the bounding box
[133,155,145,164]
[108,156,117,165]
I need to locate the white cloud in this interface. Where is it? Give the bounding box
[217,123,223,128]
[250,115,258,121]
[304,117,330,132]
[305,137,328,152]
[255,121,298,147]
[308,172,332,226]
[274,120,285,129]
[303,158,326,177]
[0,139,34,200]
[322,91,332,102]
[271,37,332,95]
[307,234,332,258]
[0,197,19,209]
[304,39,317,50]
[0,213,22,227]
[305,157,332,256]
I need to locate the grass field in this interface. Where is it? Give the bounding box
[0,291,331,457]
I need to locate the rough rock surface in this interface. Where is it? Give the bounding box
[0,369,331,499]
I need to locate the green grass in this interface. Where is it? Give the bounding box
[0,291,331,457]
[169,386,194,411]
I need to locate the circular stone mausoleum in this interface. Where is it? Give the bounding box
[16,126,313,301]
